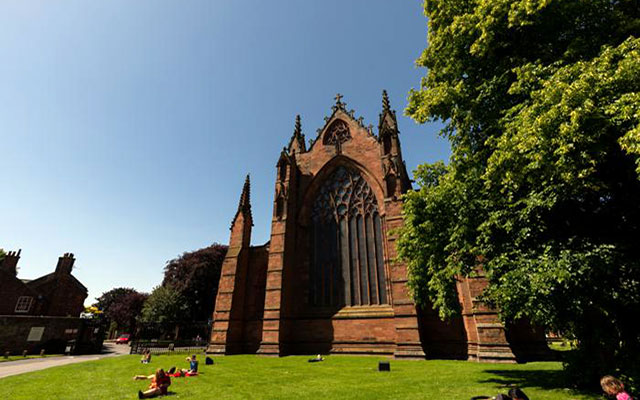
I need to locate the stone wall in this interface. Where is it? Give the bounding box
[0,315,104,355]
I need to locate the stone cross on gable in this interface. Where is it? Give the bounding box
[334,93,343,104]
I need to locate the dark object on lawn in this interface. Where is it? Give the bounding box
[308,354,324,363]
[508,388,529,400]
[470,397,491,400]
[168,366,176,374]
[378,361,390,372]
[205,357,214,365]
[495,395,512,400]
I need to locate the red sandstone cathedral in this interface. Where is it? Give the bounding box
[208,92,549,362]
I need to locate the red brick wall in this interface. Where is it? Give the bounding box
[256,106,429,357]
[28,274,87,317]
[0,271,40,315]
[210,99,549,361]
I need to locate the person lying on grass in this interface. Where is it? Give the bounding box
[495,388,530,400]
[471,387,530,400]
[133,368,171,398]
[166,355,199,377]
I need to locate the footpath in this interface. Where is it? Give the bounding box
[0,342,130,379]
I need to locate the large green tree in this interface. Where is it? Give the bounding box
[399,0,640,389]
[140,285,188,327]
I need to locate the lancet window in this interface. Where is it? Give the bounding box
[310,166,387,307]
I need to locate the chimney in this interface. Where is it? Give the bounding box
[55,252,75,275]
[0,249,21,276]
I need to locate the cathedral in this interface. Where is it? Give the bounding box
[207,92,549,361]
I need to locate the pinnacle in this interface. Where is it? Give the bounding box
[288,114,306,153]
[230,174,253,229]
[238,174,251,213]
[294,114,302,136]
[382,90,390,112]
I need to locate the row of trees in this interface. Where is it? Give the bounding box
[94,243,227,337]
[399,0,640,391]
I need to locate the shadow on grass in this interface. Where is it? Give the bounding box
[480,369,597,398]
[480,369,566,390]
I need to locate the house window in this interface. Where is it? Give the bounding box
[15,296,34,313]
[310,166,387,307]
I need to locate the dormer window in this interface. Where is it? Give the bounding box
[15,296,34,313]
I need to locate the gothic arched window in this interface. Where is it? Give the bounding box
[310,166,387,307]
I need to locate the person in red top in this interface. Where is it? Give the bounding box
[133,368,171,398]
[601,376,634,400]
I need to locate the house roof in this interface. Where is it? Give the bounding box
[0,270,40,297]
[26,272,88,293]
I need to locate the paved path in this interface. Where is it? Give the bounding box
[0,343,130,379]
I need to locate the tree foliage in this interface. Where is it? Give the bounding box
[400,0,640,390]
[94,287,147,330]
[161,243,227,321]
[140,285,188,327]
[107,291,148,330]
[94,288,138,312]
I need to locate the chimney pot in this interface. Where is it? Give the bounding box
[1,249,20,276]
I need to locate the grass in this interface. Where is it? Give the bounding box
[0,354,62,363]
[548,340,577,352]
[0,354,601,400]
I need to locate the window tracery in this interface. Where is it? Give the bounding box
[310,166,387,307]
[323,120,351,147]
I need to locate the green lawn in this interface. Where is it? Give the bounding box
[547,341,577,352]
[0,354,600,399]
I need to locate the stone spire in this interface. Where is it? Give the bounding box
[231,174,252,228]
[379,89,397,132]
[238,174,251,215]
[382,89,391,113]
[288,114,306,154]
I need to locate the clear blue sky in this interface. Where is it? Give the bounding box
[0,0,449,304]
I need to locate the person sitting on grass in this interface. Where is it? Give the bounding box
[601,375,634,400]
[168,355,199,377]
[133,368,171,398]
[186,354,198,373]
[140,349,152,364]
